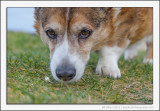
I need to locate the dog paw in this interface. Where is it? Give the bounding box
[96,63,121,79]
[143,58,153,65]
[124,50,137,60]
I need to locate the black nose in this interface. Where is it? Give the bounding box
[56,66,76,81]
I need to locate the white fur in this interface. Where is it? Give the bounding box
[66,8,70,21]
[124,45,139,60]
[113,8,122,28]
[143,58,153,64]
[124,35,152,61]
[50,37,88,82]
[96,41,129,78]
[114,8,121,19]
[50,8,89,82]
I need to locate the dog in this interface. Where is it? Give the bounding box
[34,8,153,83]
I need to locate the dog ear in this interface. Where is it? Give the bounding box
[34,8,43,35]
[34,7,42,20]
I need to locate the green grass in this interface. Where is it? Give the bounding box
[7,31,153,104]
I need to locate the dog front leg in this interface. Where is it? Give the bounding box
[96,45,125,78]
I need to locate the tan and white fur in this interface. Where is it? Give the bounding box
[34,7,153,83]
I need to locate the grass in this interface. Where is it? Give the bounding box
[7,31,153,104]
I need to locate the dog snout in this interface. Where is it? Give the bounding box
[56,66,76,81]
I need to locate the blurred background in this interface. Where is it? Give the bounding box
[7,8,35,33]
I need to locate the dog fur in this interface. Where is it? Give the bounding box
[34,7,153,82]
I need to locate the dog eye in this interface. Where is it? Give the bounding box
[78,29,92,39]
[46,29,57,39]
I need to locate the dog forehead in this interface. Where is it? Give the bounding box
[37,8,109,28]
[69,8,109,27]
[38,8,67,27]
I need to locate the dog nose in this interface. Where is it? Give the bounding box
[56,66,76,81]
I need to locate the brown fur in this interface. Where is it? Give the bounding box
[145,42,153,59]
[34,7,153,60]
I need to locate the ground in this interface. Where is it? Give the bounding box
[7,31,153,104]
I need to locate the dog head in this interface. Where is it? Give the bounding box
[34,8,113,82]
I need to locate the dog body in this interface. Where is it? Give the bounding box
[34,8,153,82]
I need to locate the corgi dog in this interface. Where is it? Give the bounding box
[34,8,153,83]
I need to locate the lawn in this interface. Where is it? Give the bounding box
[7,31,153,104]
